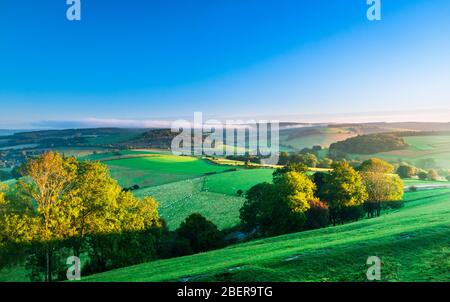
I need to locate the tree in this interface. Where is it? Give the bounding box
[240,171,316,236]
[236,189,244,197]
[61,161,123,257]
[417,171,428,180]
[446,176,450,182]
[1,152,163,281]
[428,169,439,181]
[272,163,308,182]
[362,172,404,217]
[276,172,315,214]
[15,152,77,282]
[240,183,273,232]
[321,161,368,225]
[83,192,163,274]
[176,213,224,253]
[304,199,329,230]
[301,153,318,168]
[317,157,333,169]
[359,158,394,174]
[278,152,290,165]
[396,165,416,179]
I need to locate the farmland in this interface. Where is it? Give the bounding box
[82,188,450,282]
[348,135,450,169]
[99,153,234,188]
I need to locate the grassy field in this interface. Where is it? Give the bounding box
[349,135,450,169]
[280,127,356,151]
[101,154,233,188]
[134,168,275,230]
[134,177,244,230]
[82,188,450,282]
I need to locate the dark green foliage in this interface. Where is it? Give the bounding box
[84,229,161,275]
[418,171,428,180]
[329,133,408,155]
[397,165,416,179]
[272,163,308,181]
[176,213,224,253]
[304,199,329,230]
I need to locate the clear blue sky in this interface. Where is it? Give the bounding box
[1,0,450,128]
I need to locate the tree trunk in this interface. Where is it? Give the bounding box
[46,247,52,282]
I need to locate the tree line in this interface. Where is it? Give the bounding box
[240,158,404,238]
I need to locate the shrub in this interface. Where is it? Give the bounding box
[176,213,224,253]
[304,199,329,230]
[428,169,439,181]
[418,171,428,180]
[396,165,416,179]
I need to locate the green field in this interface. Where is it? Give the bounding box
[349,135,450,169]
[102,154,233,188]
[134,168,274,230]
[82,188,450,282]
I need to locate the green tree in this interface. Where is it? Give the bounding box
[240,171,315,236]
[359,158,394,174]
[62,161,123,257]
[428,169,439,181]
[176,213,224,253]
[322,161,368,225]
[417,171,428,180]
[272,163,308,182]
[396,165,416,179]
[15,152,77,282]
[362,172,404,217]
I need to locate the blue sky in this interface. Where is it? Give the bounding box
[1,0,450,128]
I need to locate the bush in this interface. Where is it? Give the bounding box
[176,213,224,253]
[418,171,428,180]
[157,232,193,259]
[304,199,329,230]
[396,165,416,179]
[340,205,365,222]
[428,169,439,181]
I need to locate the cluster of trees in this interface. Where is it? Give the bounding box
[0,152,230,282]
[278,150,333,168]
[396,163,442,181]
[0,152,163,281]
[240,158,404,237]
[329,133,408,157]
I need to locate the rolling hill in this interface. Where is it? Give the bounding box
[82,188,450,282]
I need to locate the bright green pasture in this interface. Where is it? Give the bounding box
[134,177,244,230]
[204,169,274,196]
[83,188,450,282]
[104,154,232,188]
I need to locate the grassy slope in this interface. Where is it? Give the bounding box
[83,188,450,282]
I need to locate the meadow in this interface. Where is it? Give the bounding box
[134,168,274,230]
[98,153,233,188]
[349,135,450,169]
[82,188,450,282]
